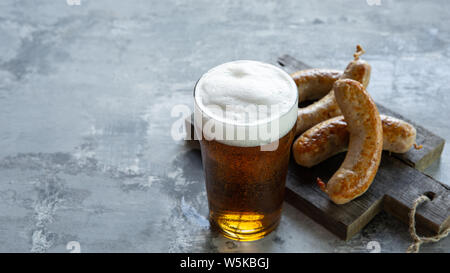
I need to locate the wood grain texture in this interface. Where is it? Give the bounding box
[185,55,449,240]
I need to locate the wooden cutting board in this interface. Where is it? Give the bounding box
[185,56,449,240]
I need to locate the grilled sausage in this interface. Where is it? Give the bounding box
[293,115,416,167]
[291,69,342,102]
[296,45,371,135]
[316,79,383,204]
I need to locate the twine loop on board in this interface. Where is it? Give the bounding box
[407,194,450,253]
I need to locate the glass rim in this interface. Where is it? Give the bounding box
[192,60,299,127]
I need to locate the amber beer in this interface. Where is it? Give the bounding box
[194,60,298,241]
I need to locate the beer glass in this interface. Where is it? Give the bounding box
[194,61,298,241]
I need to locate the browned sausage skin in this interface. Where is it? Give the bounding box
[381,115,417,153]
[291,69,342,102]
[317,79,383,204]
[295,45,371,135]
[296,92,342,136]
[293,116,350,168]
[293,115,417,168]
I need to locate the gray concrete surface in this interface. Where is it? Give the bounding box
[0,0,449,253]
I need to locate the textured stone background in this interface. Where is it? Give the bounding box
[0,0,448,252]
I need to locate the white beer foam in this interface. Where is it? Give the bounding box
[194,60,298,147]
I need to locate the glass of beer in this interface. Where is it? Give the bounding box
[194,60,298,241]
